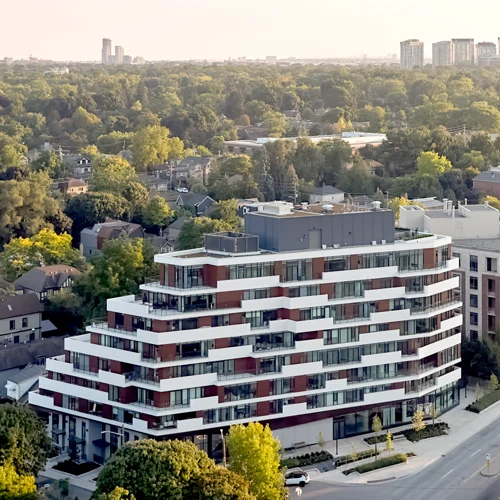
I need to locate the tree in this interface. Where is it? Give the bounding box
[371,414,382,460]
[177,217,232,250]
[349,444,358,464]
[65,192,130,242]
[122,182,150,220]
[219,155,252,177]
[94,439,221,500]
[475,382,483,402]
[0,171,66,246]
[132,125,184,170]
[388,197,424,222]
[317,432,325,452]
[0,133,27,171]
[210,199,241,231]
[90,156,138,195]
[32,151,65,179]
[263,111,287,138]
[0,404,51,477]
[210,135,225,155]
[141,196,174,230]
[74,237,152,319]
[187,467,254,500]
[489,373,499,392]
[96,486,136,500]
[72,106,101,129]
[0,462,36,499]
[254,148,275,201]
[226,422,285,500]
[385,432,394,456]
[416,151,452,177]
[0,228,86,281]
[282,164,299,202]
[339,158,373,195]
[412,409,426,433]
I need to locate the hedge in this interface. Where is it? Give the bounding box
[335,449,380,467]
[343,453,407,475]
[466,389,500,413]
[281,451,333,468]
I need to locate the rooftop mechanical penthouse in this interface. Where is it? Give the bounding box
[30,202,462,463]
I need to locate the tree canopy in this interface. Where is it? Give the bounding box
[93,439,253,500]
[226,422,285,500]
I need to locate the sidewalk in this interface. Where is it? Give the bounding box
[305,388,500,484]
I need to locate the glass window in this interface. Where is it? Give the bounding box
[22,317,28,328]
[9,320,15,330]
[470,312,478,326]
[470,255,478,272]
[324,256,350,272]
[470,277,478,290]
[470,294,478,308]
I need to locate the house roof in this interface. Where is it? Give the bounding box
[0,336,64,370]
[6,364,45,384]
[178,156,211,168]
[0,294,43,320]
[474,170,500,184]
[283,110,301,118]
[310,185,344,196]
[176,194,214,207]
[14,265,82,293]
[168,216,189,231]
[92,221,144,239]
[66,178,87,188]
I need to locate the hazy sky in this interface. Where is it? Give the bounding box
[4,0,500,61]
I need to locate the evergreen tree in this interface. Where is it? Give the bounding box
[282,164,299,202]
[254,148,275,201]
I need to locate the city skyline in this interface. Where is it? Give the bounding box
[3,0,500,61]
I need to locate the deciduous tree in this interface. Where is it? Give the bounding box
[0,461,36,499]
[372,414,382,459]
[226,422,285,500]
[141,196,174,230]
[412,409,426,433]
[90,156,139,195]
[416,151,452,177]
[177,218,232,250]
[0,404,51,477]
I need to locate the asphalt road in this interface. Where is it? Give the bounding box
[290,418,500,500]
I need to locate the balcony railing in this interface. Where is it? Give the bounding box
[88,321,138,337]
[409,301,461,316]
[398,261,448,273]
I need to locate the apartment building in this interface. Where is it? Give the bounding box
[30,203,462,463]
[400,39,424,69]
[452,38,475,66]
[401,200,500,340]
[432,41,453,67]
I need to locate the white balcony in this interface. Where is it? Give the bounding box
[361,351,402,366]
[207,345,253,361]
[364,388,406,404]
[282,361,323,377]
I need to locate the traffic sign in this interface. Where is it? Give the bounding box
[487,454,491,461]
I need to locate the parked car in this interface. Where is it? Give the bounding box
[285,470,310,487]
[176,187,188,193]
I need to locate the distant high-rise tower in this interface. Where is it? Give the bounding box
[400,39,424,69]
[432,41,453,68]
[115,46,124,64]
[102,38,112,64]
[451,39,475,66]
[476,42,496,60]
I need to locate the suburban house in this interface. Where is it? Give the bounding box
[473,167,500,198]
[283,110,302,121]
[58,178,88,196]
[175,193,215,216]
[61,155,93,177]
[80,221,145,258]
[14,265,82,301]
[0,294,44,344]
[165,216,189,247]
[308,185,345,204]
[175,157,213,187]
[5,364,45,402]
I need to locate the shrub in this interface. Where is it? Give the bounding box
[355,454,407,474]
[335,449,380,467]
[280,450,333,468]
[466,389,500,413]
[401,422,449,442]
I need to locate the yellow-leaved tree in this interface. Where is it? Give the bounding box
[226,422,285,500]
[0,462,36,498]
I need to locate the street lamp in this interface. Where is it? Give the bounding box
[220,429,227,467]
[101,424,125,449]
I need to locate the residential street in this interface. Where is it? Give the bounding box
[290,417,500,500]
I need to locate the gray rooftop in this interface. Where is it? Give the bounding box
[453,238,500,251]
[474,171,500,183]
[6,364,45,384]
[310,185,344,196]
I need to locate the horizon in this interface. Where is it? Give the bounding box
[3,0,500,62]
